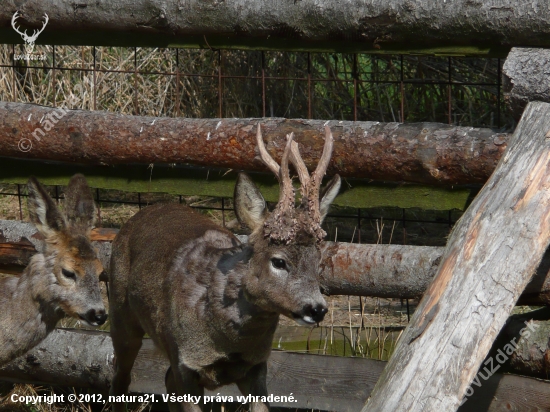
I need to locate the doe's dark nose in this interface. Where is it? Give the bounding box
[84,309,108,326]
[308,304,328,323]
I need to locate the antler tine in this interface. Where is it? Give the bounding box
[278,133,294,202]
[289,139,311,203]
[311,125,334,182]
[289,140,309,185]
[256,123,280,177]
[11,12,25,37]
[262,132,297,244]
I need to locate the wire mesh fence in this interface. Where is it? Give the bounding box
[0,45,511,128]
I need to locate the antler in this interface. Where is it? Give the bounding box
[289,126,334,241]
[11,12,27,40]
[28,14,49,43]
[11,12,48,43]
[256,124,297,243]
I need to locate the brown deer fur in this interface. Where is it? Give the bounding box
[0,174,107,366]
[109,126,341,412]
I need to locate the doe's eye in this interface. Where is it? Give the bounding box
[62,269,76,279]
[271,258,287,270]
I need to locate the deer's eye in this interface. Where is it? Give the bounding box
[62,269,76,279]
[271,258,287,270]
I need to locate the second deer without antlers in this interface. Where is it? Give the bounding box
[109,125,341,412]
[0,174,107,367]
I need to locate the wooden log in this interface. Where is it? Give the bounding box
[3,219,550,305]
[1,1,550,54]
[1,328,549,412]
[0,328,383,412]
[364,102,550,412]
[0,101,507,186]
[503,48,550,121]
[489,307,550,380]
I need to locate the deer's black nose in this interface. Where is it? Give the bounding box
[84,309,108,326]
[308,304,328,323]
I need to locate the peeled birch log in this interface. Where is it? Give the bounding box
[364,102,550,412]
[0,101,507,185]
[503,48,550,121]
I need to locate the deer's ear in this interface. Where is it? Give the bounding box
[64,174,96,234]
[234,173,267,231]
[27,176,67,241]
[319,174,341,223]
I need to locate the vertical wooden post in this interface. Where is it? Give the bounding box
[364,102,550,412]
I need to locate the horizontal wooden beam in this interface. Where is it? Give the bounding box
[1,1,549,54]
[0,101,507,186]
[0,328,549,412]
[2,219,549,305]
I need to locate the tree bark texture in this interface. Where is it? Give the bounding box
[0,1,550,53]
[503,48,550,121]
[0,101,508,186]
[1,328,549,412]
[364,101,550,412]
[3,220,550,305]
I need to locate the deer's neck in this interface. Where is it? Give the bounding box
[0,254,63,364]
[214,244,279,323]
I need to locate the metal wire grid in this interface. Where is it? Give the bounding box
[0,45,506,246]
[0,45,507,127]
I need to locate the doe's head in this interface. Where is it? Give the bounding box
[234,125,340,325]
[27,174,107,326]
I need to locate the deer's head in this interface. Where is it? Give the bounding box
[234,125,340,325]
[27,174,107,326]
[11,11,49,55]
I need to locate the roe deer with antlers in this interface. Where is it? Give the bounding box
[109,125,340,412]
[0,174,107,366]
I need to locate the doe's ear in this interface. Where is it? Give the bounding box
[234,173,267,232]
[27,176,66,240]
[319,174,341,223]
[64,174,96,234]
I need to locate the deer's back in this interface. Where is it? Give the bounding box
[109,203,278,374]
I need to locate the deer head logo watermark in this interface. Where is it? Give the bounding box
[11,11,49,57]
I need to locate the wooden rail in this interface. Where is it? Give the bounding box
[2,220,550,305]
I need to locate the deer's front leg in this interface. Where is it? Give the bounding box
[237,362,269,412]
[166,363,204,412]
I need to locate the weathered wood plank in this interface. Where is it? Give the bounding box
[457,374,550,412]
[0,101,506,186]
[1,329,550,412]
[364,102,550,411]
[1,1,550,54]
[503,48,550,121]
